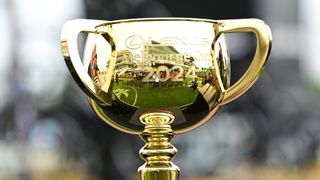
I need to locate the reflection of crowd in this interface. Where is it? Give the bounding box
[114,51,217,89]
[89,45,100,87]
[203,71,215,85]
[119,71,144,87]
[190,78,198,90]
[115,63,217,90]
[118,70,184,88]
[133,72,144,87]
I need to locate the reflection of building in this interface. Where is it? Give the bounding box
[142,41,186,66]
[115,42,206,87]
[116,41,188,71]
[115,50,136,79]
[116,50,133,62]
[115,50,135,70]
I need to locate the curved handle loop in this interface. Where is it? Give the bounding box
[61,19,109,105]
[218,19,272,105]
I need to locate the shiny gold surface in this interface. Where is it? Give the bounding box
[138,112,179,180]
[61,17,271,180]
[218,19,272,104]
[62,18,232,134]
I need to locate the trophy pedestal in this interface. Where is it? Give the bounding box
[138,113,180,180]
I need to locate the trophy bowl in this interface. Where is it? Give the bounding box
[61,17,271,180]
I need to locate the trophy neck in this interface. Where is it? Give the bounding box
[139,112,175,128]
[138,112,180,180]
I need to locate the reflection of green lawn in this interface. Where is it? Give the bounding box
[113,84,136,105]
[114,83,198,108]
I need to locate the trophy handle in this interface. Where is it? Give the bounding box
[217,19,272,105]
[61,19,111,105]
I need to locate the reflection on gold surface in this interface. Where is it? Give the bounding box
[61,18,271,180]
[62,18,271,134]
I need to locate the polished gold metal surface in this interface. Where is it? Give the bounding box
[61,17,271,180]
[138,112,179,180]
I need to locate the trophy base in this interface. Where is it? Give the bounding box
[138,112,180,180]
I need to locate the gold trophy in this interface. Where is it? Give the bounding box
[61,18,271,180]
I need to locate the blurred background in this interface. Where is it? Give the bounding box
[1,0,320,179]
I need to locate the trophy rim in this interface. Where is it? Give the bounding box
[96,17,218,27]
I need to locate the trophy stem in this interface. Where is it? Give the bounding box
[138,113,180,180]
